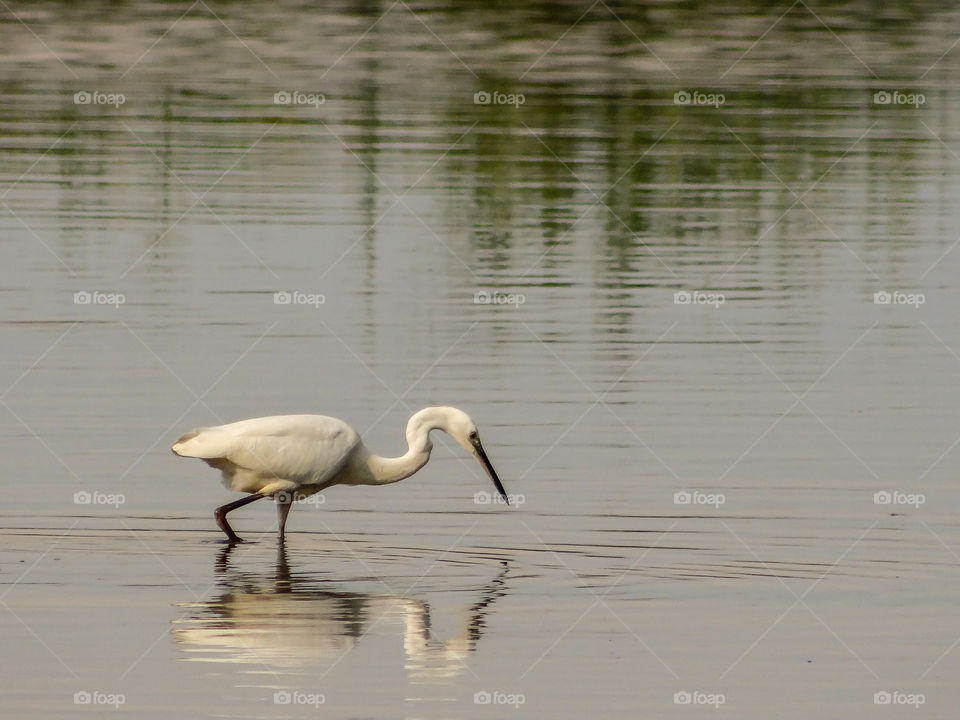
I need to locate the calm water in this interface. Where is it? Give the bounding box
[2,1,960,717]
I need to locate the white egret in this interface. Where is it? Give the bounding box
[172,406,509,542]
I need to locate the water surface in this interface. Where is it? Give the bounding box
[2,1,960,717]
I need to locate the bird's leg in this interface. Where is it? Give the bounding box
[276,493,294,544]
[214,493,266,543]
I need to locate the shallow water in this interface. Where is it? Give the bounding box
[2,1,960,717]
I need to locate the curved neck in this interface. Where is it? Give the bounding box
[366,411,437,485]
[365,408,463,485]
[367,444,432,485]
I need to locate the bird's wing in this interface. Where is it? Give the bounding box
[172,415,361,484]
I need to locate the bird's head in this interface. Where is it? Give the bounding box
[409,406,510,505]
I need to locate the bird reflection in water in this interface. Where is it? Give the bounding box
[172,543,509,681]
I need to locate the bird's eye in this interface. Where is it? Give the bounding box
[469,430,479,440]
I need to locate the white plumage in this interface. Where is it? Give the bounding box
[172,406,509,543]
[173,415,360,494]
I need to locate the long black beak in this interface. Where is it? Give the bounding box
[473,439,509,505]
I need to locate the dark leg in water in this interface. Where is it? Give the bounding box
[214,493,266,542]
[276,494,293,544]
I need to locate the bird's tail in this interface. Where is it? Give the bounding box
[171,429,215,457]
[172,428,244,461]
